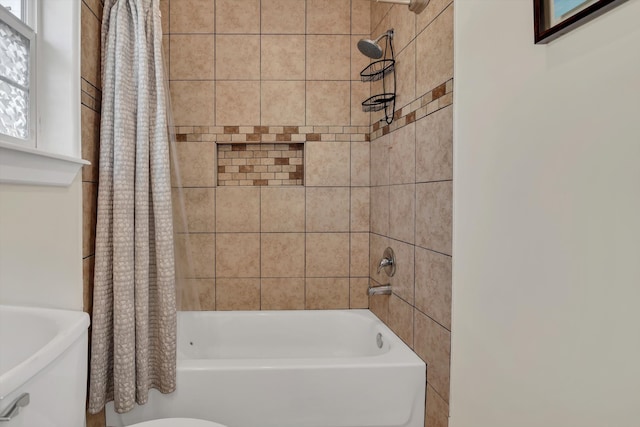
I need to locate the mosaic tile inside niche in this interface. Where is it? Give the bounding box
[218,143,303,186]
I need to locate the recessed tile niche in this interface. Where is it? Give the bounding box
[217,143,304,186]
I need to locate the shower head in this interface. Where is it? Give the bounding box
[357,30,394,59]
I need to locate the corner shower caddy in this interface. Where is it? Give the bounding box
[360,29,396,125]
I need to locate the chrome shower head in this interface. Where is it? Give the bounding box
[357,38,384,59]
[357,30,394,59]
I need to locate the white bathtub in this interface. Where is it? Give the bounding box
[0,305,89,426]
[107,309,425,427]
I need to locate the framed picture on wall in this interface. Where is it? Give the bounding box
[534,0,629,43]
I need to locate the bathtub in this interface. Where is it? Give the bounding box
[0,305,89,426]
[107,309,425,427]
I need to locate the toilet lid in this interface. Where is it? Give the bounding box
[128,418,227,427]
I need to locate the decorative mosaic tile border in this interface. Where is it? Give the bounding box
[218,143,303,186]
[170,79,453,187]
[369,78,454,140]
[173,125,371,144]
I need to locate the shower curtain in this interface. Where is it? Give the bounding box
[88,0,176,414]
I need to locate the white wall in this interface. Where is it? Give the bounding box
[0,176,83,310]
[452,1,640,426]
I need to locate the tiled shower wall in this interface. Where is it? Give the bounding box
[167,0,373,310]
[80,0,103,426]
[367,2,453,427]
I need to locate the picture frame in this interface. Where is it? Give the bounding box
[534,0,629,44]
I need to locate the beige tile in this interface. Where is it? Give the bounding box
[388,295,414,347]
[369,280,389,323]
[216,278,260,310]
[351,82,371,127]
[261,233,305,277]
[262,35,305,80]
[83,256,94,314]
[351,0,371,34]
[261,81,306,125]
[215,233,260,278]
[82,182,97,258]
[369,233,389,281]
[426,383,450,427]
[351,141,370,187]
[169,81,215,126]
[370,185,389,236]
[171,141,216,187]
[83,0,103,19]
[178,279,215,310]
[306,35,350,80]
[371,2,392,35]
[216,35,260,80]
[416,4,453,96]
[261,278,305,310]
[170,35,214,80]
[350,187,370,232]
[389,240,414,305]
[261,187,305,232]
[414,310,451,402]
[306,81,351,126]
[173,188,215,232]
[416,182,452,255]
[175,233,215,278]
[389,122,415,185]
[415,248,451,330]
[306,187,350,232]
[350,278,369,308]
[370,134,390,186]
[216,0,260,34]
[216,81,261,125]
[306,0,350,34]
[216,187,260,232]
[86,409,105,427]
[81,3,101,89]
[395,41,416,109]
[262,0,306,34]
[305,141,350,186]
[350,233,369,277]
[389,184,415,244]
[81,105,100,182]
[170,0,215,33]
[416,105,453,182]
[417,0,453,34]
[306,233,349,277]
[380,3,415,53]
[351,35,372,81]
[305,278,349,309]
[159,0,169,33]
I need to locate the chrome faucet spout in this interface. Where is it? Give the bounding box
[368,284,392,296]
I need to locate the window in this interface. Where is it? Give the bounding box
[0,1,36,147]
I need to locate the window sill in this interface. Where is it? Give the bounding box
[0,141,89,187]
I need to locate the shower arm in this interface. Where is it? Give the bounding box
[370,0,429,14]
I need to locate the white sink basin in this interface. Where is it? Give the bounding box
[0,305,89,425]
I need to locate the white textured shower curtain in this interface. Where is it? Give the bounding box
[88,0,176,414]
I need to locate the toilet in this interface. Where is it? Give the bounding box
[128,419,227,427]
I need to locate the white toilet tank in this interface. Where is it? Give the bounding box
[0,305,90,427]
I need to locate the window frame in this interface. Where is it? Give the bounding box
[0,2,37,148]
[0,0,87,187]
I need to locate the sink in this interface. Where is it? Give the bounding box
[0,305,89,425]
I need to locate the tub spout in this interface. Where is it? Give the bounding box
[368,284,392,296]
